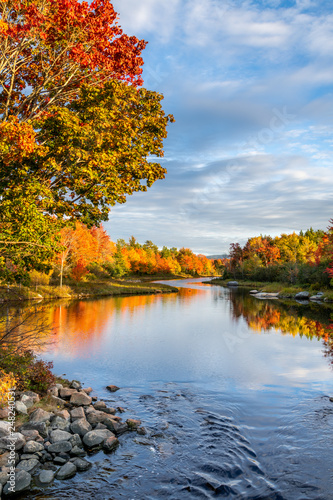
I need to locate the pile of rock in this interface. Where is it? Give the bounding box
[0,381,142,496]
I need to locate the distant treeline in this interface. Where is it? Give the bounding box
[219,222,333,287]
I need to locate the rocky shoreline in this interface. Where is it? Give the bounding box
[0,380,143,497]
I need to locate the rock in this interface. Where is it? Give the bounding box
[47,386,59,397]
[70,380,82,390]
[16,458,39,473]
[227,281,238,286]
[103,418,127,435]
[70,407,85,421]
[137,427,147,435]
[21,429,40,441]
[54,409,71,421]
[20,453,40,460]
[126,419,141,430]
[102,436,119,452]
[23,441,44,454]
[294,291,310,299]
[0,421,11,438]
[83,429,114,449]
[249,290,258,294]
[29,408,53,423]
[0,432,25,451]
[93,401,106,411]
[55,383,63,390]
[50,429,72,443]
[50,416,70,431]
[0,408,9,419]
[3,470,31,495]
[20,421,48,438]
[20,395,35,409]
[329,397,333,403]
[39,469,55,485]
[116,407,126,413]
[69,434,82,448]
[82,387,93,394]
[95,423,107,430]
[70,392,92,406]
[21,391,39,404]
[86,410,108,425]
[15,401,28,415]
[56,462,77,480]
[70,446,87,457]
[47,440,72,454]
[72,457,91,471]
[59,388,78,400]
[106,384,120,392]
[50,395,66,408]
[0,452,10,467]
[53,456,67,465]
[0,468,9,485]
[310,295,323,301]
[92,396,98,401]
[70,418,91,437]
[103,407,116,415]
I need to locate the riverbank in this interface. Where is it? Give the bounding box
[0,279,180,303]
[0,376,144,497]
[208,278,333,302]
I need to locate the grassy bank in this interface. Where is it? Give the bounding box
[0,278,179,303]
[208,278,333,302]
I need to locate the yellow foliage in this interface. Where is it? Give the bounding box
[0,370,16,408]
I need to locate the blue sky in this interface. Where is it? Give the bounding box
[107,0,333,254]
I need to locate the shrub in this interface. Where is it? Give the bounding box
[0,370,16,408]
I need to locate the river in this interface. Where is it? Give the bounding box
[22,278,333,499]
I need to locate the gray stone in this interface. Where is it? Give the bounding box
[103,407,116,415]
[0,432,25,451]
[0,452,10,467]
[23,441,44,453]
[21,429,40,441]
[53,456,67,465]
[39,469,55,485]
[15,401,28,415]
[70,418,91,437]
[95,423,107,430]
[126,419,141,430]
[20,395,34,409]
[48,440,72,454]
[70,407,85,421]
[0,408,9,419]
[55,383,63,390]
[69,434,82,448]
[59,388,77,400]
[29,408,53,423]
[3,470,31,495]
[82,387,93,394]
[21,391,39,404]
[249,290,258,294]
[49,429,72,443]
[294,291,310,299]
[16,458,39,473]
[310,295,323,301]
[83,429,114,448]
[20,421,48,438]
[54,409,71,421]
[86,410,108,425]
[0,468,9,485]
[70,445,87,457]
[93,401,106,411]
[70,380,82,390]
[56,462,77,480]
[72,457,91,471]
[103,418,127,435]
[70,392,92,406]
[47,386,59,397]
[137,427,147,435]
[50,395,66,407]
[106,385,120,392]
[50,416,70,431]
[0,421,11,438]
[20,453,40,460]
[103,436,119,452]
[227,281,238,286]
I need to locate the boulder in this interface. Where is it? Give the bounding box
[21,430,40,441]
[16,458,39,473]
[82,387,93,394]
[103,436,119,452]
[47,440,72,454]
[56,462,77,480]
[106,385,120,392]
[29,408,53,423]
[15,401,28,415]
[227,281,238,286]
[70,446,87,457]
[39,469,55,485]
[70,380,82,390]
[59,388,77,400]
[126,419,141,430]
[69,434,82,448]
[47,386,59,397]
[53,456,67,465]
[103,407,116,415]
[103,418,127,435]
[0,408,9,419]
[20,421,48,438]
[93,401,106,411]
[0,421,11,438]
[50,416,70,431]
[249,290,258,294]
[0,468,9,485]
[294,291,310,299]
[83,429,114,448]
[3,470,31,495]
[70,418,91,437]
[70,407,85,421]
[20,395,35,409]
[95,423,107,430]
[50,429,72,443]
[70,392,92,406]
[50,395,66,408]
[54,409,71,421]
[0,432,25,451]
[86,410,108,425]
[21,391,39,404]
[23,441,44,454]
[72,457,91,471]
